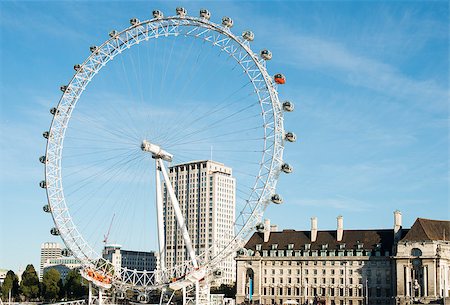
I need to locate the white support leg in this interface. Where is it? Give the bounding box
[195,280,200,305]
[166,291,176,305]
[159,289,164,305]
[159,159,198,269]
[98,288,103,305]
[155,161,166,271]
[183,287,187,305]
[88,282,92,305]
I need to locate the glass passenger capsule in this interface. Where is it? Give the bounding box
[50,107,59,115]
[152,10,163,19]
[39,156,46,164]
[199,9,211,20]
[43,204,51,213]
[222,16,233,28]
[242,31,255,41]
[39,180,47,188]
[176,7,187,17]
[281,163,293,173]
[274,73,286,84]
[89,46,99,53]
[271,194,283,204]
[260,49,272,60]
[50,227,60,236]
[255,223,265,232]
[285,132,297,142]
[130,18,140,25]
[282,101,295,112]
[109,30,118,38]
[61,248,72,257]
[73,64,82,72]
[43,131,50,139]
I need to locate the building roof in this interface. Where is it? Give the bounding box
[245,228,410,253]
[401,218,450,242]
[170,160,225,168]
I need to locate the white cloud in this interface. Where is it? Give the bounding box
[277,34,447,113]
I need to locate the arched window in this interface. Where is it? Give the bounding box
[411,248,422,257]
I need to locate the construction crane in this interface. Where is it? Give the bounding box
[103,213,115,245]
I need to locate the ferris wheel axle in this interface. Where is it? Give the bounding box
[141,140,173,162]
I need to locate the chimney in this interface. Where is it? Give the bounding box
[311,217,318,242]
[264,219,271,242]
[394,210,402,242]
[337,215,344,242]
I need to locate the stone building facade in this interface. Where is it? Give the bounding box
[236,212,450,305]
[394,218,450,304]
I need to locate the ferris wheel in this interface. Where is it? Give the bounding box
[40,7,295,304]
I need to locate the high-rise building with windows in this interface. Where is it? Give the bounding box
[164,160,236,285]
[40,242,62,280]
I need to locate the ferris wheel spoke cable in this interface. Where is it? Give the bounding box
[158,37,178,101]
[165,36,198,98]
[63,146,135,157]
[166,114,261,147]
[169,137,263,148]
[164,90,255,146]
[175,54,241,112]
[64,135,138,147]
[84,156,150,248]
[71,102,142,142]
[174,39,209,101]
[117,56,151,141]
[73,153,148,236]
[78,94,143,143]
[166,77,253,137]
[68,111,141,144]
[68,161,146,223]
[148,32,158,104]
[65,150,144,200]
[172,67,250,132]
[166,103,258,147]
[170,60,245,134]
[179,148,261,153]
[63,148,139,179]
[134,42,146,107]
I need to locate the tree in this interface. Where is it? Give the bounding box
[42,269,61,302]
[57,278,65,301]
[20,264,40,301]
[64,269,87,300]
[1,270,19,301]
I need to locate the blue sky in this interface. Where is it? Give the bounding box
[0,1,448,273]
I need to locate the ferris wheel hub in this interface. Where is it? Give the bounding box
[141,140,173,162]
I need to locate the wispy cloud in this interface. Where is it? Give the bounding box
[277,34,447,113]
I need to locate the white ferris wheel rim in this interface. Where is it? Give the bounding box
[43,12,285,290]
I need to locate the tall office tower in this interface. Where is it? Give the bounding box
[40,242,61,280]
[163,160,236,285]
